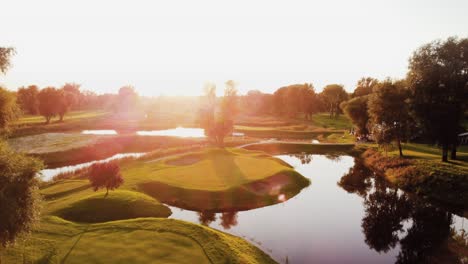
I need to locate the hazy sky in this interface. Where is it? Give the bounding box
[1,0,467,96]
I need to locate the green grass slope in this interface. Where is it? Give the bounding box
[121,148,310,210]
[3,217,277,264]
[53,190,172,223]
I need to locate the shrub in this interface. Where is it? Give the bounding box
[88,161,123,196]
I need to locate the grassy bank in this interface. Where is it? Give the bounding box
[242,142,356,155]
[362,147,468,209]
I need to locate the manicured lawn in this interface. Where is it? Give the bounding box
[14,111,109,126]
[2,217,276,264]
[124,148,300,191]
[311,113,353,130]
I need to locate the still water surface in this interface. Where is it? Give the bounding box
[81,127,244,137]
[169,154,467,264]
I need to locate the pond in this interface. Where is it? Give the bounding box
[39,153,145,181]
[81,127,245,138]
[168,154,467,264]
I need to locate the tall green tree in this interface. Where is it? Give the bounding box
[0,142,43,247]
[0,47,15,74]
[17,85,39,115]
[38,87,60,124]
[352,77,379,98]
[341,95,370,138]
[408,37,468,162]
[320,84,348,118]
[368,80,412,157]
[0,87,21,135]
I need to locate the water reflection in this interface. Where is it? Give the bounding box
[168,154,467,264]
[339,158,465,263]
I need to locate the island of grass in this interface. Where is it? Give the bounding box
[123,148,310,211]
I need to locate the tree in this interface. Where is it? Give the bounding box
[341,95,370,138]
[352,77,379,98]
[0,87,21,134]
[368,80,412,157]
[57,88,77,121]
[0,47,15,74]
[37,87,60,124]
[408,37,468,162]
[88,161,124,196]
[273,83,318,118]
[199,81,239,146]
[17,85,39,115]
[320,84,348,118]
[116,85,139,114]
[62,83,81,110]
[0,142,43,247]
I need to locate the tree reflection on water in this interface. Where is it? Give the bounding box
[339,157,464,263]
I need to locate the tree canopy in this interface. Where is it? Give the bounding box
[0,47,15,74]
[320,84,348,118]
[408,37,468,161]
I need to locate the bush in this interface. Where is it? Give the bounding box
[88,161,123,196]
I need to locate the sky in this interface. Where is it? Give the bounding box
[1,0,467,96]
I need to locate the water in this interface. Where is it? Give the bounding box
[82,130,117,135]
[39,153,145,181]
[81,128,245,138]
[168,154,467,264]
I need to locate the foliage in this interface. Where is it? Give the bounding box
[88,161,124,196]
[116,85,139,114]
[199,81,239,146]
[341,95,370,137]
[0,47,15,74]
[352,77,379,98]
[408,36,468,161]
[37,87,60,124]
[273,83,318,119]
[0,87,21,134]
[320,84,348,118]
[0,141,43,247]
[17,85,39,115]
[368,79,412,156]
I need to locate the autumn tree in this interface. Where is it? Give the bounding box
[408,37,468,161]
[0,87,21,134]
[17,85,39,115]
[320,84,348,118]
[0,47,15,74]
[38,87,60,124]
[88,161,124,196]
[0,142,43,247]
[368,80,412,157]
[116,85,139,114]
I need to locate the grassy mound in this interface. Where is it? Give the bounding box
[53,190,172,223]
[122,148,310,211]
[243,142,355,155]
[3,217,277,264]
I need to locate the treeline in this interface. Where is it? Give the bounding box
[341,37,468,162]
[239,83,348,119]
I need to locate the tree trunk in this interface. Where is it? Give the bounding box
[450,144,457,160]
[59,114,64,122]
[105,188,109,197]
[397,139,403,157]
[45,116,50,124]
[442,144,449,162]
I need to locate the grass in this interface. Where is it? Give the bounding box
[362,146,468,208]
[53,190,172,223]
[2,216,277,264]
[14,111,108,126]
[310,113,353,130]
[242,142,356,155]
[122,148,310,211]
